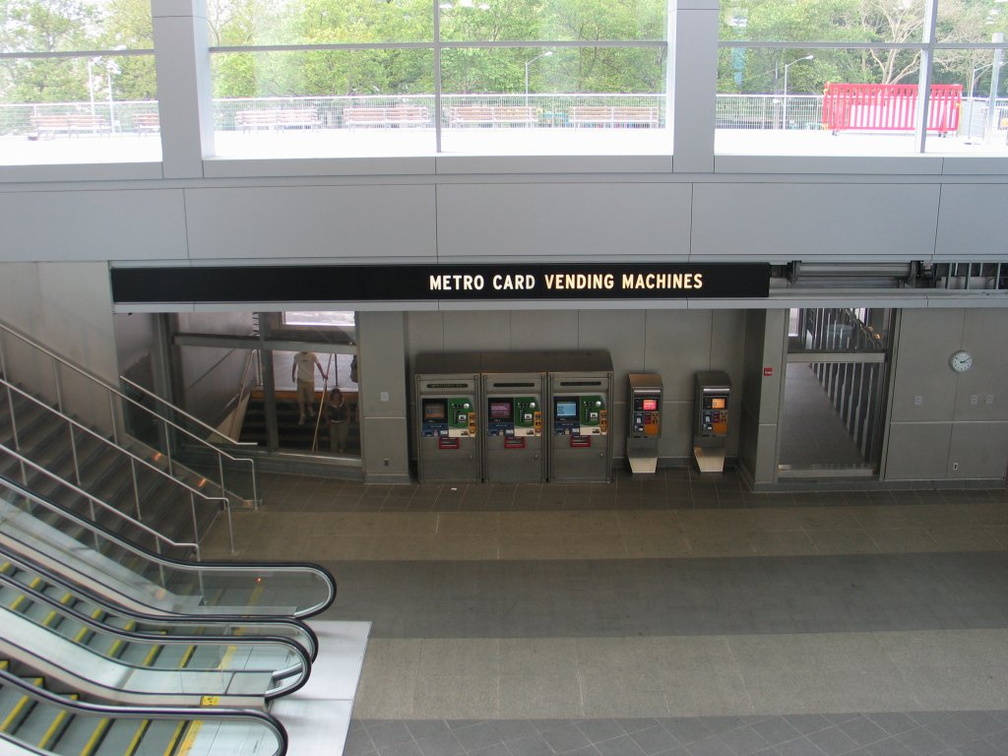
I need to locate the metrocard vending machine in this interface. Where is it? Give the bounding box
[548,354,613,483]
[627,373,663,474]
[482,373,545,483]
[693,371,731,474]
[414,358,480,483]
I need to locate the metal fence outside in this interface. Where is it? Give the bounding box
[2,92,1006,138]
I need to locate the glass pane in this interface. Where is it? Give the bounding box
[1,0,152,52]
[0,54,160,165]
[787,308,891,353]
[208,0,433,45]
[440,46,668,154]
[273,350,360,456]
[937,0,1007,44]
[717,49,932,154]
[928,48,1008,152]
[721,0,926,43]
[439,0,665,43]
[210,50,435,157]
[1,477,334,618]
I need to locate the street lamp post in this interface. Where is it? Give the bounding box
[524,50,553,109]
[987,33,1005,142]
[782,54,813,130]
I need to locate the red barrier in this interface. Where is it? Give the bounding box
[822,83,962,134]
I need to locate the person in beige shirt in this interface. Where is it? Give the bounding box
[291,351,327,425]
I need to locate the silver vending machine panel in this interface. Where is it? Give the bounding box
[548,353,613,483]
[415,362,480,483]
[627,373,663,474]
[482,373,545,483]
[693,371,731,474]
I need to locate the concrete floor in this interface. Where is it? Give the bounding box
[201,469,1008,756]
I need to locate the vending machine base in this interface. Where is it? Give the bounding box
[693,444,726,474]
[628,454,659,475]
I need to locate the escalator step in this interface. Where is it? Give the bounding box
[12,697,65,748]
[36,694,79,751]
[0,677,42,735]
[85,718,142,756]
[55,714,110,756]
[122,719,152,755]
[6,576,43,612]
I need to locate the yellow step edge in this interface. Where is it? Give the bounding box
[7,576,43,612]
[124,719,151,756]
[37,697,78,751]
[73,608,105,644]
[79,717,112,756]
[164,719,192,756]
[178,645,196,669]
[0,678,42,732]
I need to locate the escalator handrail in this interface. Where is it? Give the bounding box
[0,543,319,662]
[0,666,288,756]
[0,473,336,618]
[0,572,312,699]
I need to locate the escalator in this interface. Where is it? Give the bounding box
[0,474,335,620]
[0,550,319,663]
[0,664,288,755]
[0,559,313,706]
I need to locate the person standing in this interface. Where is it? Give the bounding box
[326,388,350,453]
[291,351,327,425]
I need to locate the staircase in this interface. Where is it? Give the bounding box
[240,389,361,454]
[0,381,222,561]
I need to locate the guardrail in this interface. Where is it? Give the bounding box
[0,319,260,520]
[2,92,1006,138]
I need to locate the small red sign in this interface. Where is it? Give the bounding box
[763,367,774,377]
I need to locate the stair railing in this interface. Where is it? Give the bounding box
[2,416,227,557]
[0,319,260,511]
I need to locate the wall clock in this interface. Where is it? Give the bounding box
[949,350,973,373]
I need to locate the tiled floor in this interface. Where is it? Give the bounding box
[202,469,1008,756]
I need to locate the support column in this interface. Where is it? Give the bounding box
[152,0,215,178]
[668,0,719,172]
[356,311,411,484]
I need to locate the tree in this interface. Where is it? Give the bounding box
[0,0,103,102]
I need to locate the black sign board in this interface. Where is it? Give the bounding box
[111,263,771,304]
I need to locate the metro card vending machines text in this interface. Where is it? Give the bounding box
[627,373,663,474]
[414,357,481,482]
[693,371,731,474]
[548,353,613,483]
[482,373,545,483]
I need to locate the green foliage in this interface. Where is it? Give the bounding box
[1,0,1003,104]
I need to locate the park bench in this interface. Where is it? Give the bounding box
[235,109,322,131]
[133,113,161,133]
[449,106,537,127]
[343,106,430,128]
[569,106,659,128]
[31,114,111,138]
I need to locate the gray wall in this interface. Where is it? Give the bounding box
[884,308,1008,482]
[0,262,120,434]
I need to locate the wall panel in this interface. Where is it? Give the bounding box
[435,183,692,261]
[0,190,187,262]
[183,185,437,261]
[691,183,940,262]
[935,184,1008,261]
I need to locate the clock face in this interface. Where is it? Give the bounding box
[950,350,973,373]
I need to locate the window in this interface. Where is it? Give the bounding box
[0,0,159,165]
[206,0,668,157]
[718,0,1008,155]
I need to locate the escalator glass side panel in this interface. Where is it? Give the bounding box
[1,476,335,619]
